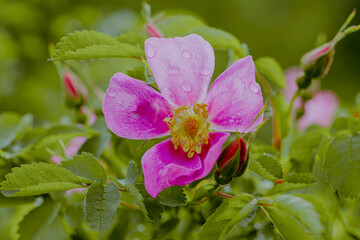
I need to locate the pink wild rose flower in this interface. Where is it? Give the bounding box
[284,67,339,130]
[103,34,264,197]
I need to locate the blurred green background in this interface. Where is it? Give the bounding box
[1,0,359,122]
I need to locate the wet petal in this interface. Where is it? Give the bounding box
[145,34,215,107]
[204,56,264,132]
[298,90,339,130]
[142,132,230,197]
[103,73,172,139]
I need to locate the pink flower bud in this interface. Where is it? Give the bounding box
[215,137,248,184]
[300,42,335,83]
[63,71,89,107]
[146,22,163,38]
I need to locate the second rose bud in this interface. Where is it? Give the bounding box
[215,137,250,185]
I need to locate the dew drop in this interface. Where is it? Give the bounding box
[167,67,179,75]
[182,50,192,59]
[130,112,140,119]
[200,67,211,76]
[181,83,192,92]
[107,88,117,97]
[146,44,156,58]
[250,82,260,94]
[231,100,237,105]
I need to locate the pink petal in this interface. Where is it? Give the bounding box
[103,73,172,139]
[204,56,264,133]
[50,136,87,164]
[284,67,302,103]
[145,34,215,107]
[298,90,339,130]
[142,132,230,197]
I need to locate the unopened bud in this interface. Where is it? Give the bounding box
[63,71,88,108]
[301,42,335,81]
[215,137,248,185]
[146,22,163,38]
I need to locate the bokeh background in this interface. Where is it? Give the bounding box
[1,0,359,123]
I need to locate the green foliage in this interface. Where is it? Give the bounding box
[261,202,310,240]
[62,152,107,183]
[79,132,111,158]
[127,183,163,223]
[324,133,360,199]
[198,194,255,240]
[155,15,206,37]
[255,57,286,89]
[18,201,61,240]
[0,112,33,150]
[269,173,317,195]
[1,162,90,197]
[51,30,145,60]
[84,182,121,232]
[184,27,243,53]
[123,161,138,185]
[249,153,283,181]
[156,185,186,207]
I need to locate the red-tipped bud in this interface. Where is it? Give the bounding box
[300,42,335,84]
[146,22,163,38]
[63,71,88,108]
[215,137,249,185]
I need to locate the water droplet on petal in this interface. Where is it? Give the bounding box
[250,82,260,94]
[107,88,117,97]
[231,100,237,105]
[200,67,211,76]
[181,82,192,92]
[130,112,140,119]
[167,67,179,75]
[182,50,192,59]
[146,44,156,58]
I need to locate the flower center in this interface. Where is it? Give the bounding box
[164,102,210,158]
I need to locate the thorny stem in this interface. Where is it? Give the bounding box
[214,192,233,199]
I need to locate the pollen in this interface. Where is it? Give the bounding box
[164,102,210,158]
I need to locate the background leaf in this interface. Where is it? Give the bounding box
[18,201,61,240]
[255,57,286,89]
[156,185,186,207]
[324,133,360,199]
[249,153,283,181]
[51,30,145,60]
[1,162,89,197]
[84,182,121,232]
[62,152,107,183]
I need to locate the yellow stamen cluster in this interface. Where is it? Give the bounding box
[164,102,210,158]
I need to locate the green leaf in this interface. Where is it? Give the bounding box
[261,204,310,240]
[192,180,217,202]
[127,66,145,81]
[62,152,107,184]
[156,185,186,207]
[127,183,163,223]
[330,117,360,135]
[37,216,69,240]
[18,201,61,240]
[155,15,206,37]
[51,30,145,60]
[1,162,89,197]
[84,182,121,232]
[269,173,317,195]
[0,193,35,207]
[184,27,243,54]
[78,132,111,158]
[274,195,327,239]
[124,161,138,185]
[255,57,286,89]
[249,153,283,181]
[198,194,255,240]
[324,133,360,199]
[0,112,33,149]
[116,32,146,46]
[290,131,327,172]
